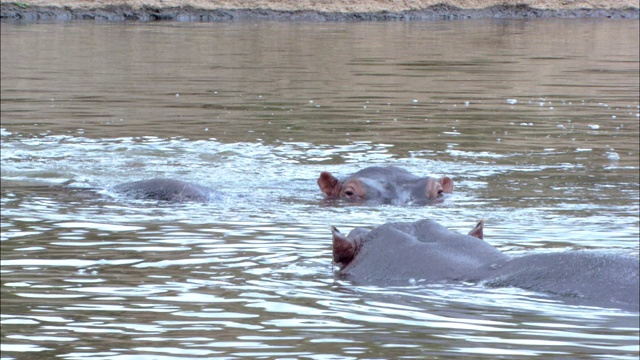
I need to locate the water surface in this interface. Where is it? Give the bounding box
[1,19,639,359]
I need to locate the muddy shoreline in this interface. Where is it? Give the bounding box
[2,3,639,21]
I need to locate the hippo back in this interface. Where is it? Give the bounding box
[476,251,640,311]
[113,178,221,202]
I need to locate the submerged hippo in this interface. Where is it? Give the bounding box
[113,178,222,202]
[331,219,639,311]
[318,166,453,205]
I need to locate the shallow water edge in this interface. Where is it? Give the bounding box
[1,4,639,22]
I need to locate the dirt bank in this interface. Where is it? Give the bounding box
[1,0,639,21]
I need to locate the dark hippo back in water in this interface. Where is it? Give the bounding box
[113,178,223,202]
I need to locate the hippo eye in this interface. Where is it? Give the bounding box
[343,187,360,199]
[438,189,444,196]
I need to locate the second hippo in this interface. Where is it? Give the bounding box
[331,219,639,311]
[113,178,222,202]
[318,166,454,205]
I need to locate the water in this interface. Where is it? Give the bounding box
[1,19,639,359]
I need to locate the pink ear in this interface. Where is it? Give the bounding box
[318,171,340,197]
[467,220,484,240]
[440,177,454,193]
[331,226,357,267]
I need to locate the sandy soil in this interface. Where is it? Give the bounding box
[1,0,638,21]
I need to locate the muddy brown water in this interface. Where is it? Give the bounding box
[1,19,639,359]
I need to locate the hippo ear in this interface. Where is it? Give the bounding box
[467,219,484,240]
[331,226,357,267]
[318,171,340,197]
[440,177,454,193]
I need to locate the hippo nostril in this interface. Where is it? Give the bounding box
[344,190,355,197]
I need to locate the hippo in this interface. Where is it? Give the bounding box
[331,219,639,311]
[113,178,222,202]
[318,166,453,205]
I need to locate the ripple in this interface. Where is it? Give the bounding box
[55,222,146,232]
[1,20,639,360]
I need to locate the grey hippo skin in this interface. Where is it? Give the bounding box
[332,219,639,311]
[113,178,222,202]
[318,166,454,205]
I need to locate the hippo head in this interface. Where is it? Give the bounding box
[318,166,454,204]
[331,220,486,271]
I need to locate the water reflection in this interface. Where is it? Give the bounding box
[2,19,639,360]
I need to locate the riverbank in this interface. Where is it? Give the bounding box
[2,0,639,21]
